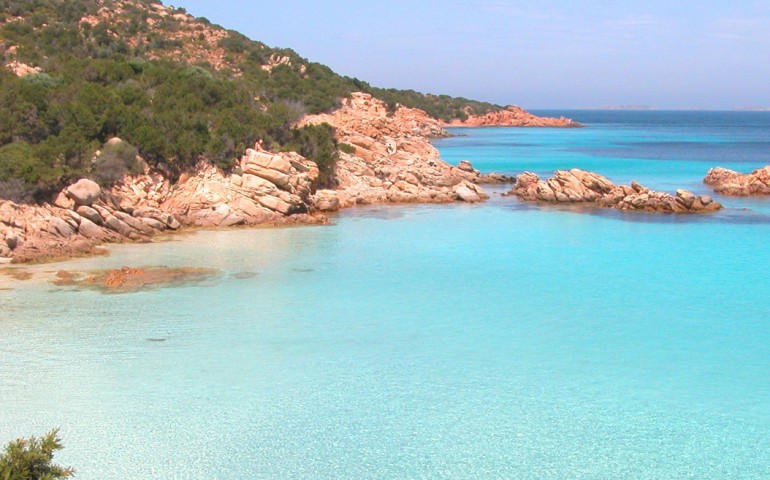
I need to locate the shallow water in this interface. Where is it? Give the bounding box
[2,112,770,479]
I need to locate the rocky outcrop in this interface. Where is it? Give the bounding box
[443,106,582,128]
[0,145,330,263]
[510,169,722,213]
[4,60,42,77]
[704,166,770,196]
[300,93,511,211]
[160,149,323,227]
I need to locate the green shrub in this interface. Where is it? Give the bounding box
[0,142,45,184]
[92,139,142,185]
[338,143,356,155]
[0,429,74,480]
[286,123,339,188]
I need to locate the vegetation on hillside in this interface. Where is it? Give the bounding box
[0,0,505,202]
[370,88,501,122]
[0,429,74,480]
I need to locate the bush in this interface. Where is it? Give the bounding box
[286,123,339,188]
[92,139,142,185]
[338,143,356,155]
[0,141,45,184]
[0,178,37,203]
[0,429,74,480]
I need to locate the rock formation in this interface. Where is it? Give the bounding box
[300,93,511,211]
[510,169,722,213]
[4,60,42,77]
[703,166,770,196]
[0,146,328,263]
[443,106,582,128]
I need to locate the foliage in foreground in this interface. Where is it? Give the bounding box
[0,429,74,480]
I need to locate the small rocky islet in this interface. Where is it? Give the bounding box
[510,169,722,213]
[703,166,770,196]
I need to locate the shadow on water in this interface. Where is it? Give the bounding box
[571,142,770,164]
[231,271,258,280]
[342,206,408,221]
[499,198,770,225]
[291,268,315,273]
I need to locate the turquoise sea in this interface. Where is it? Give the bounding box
[2,111,770,479]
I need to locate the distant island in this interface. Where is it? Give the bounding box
[598,105,658,111]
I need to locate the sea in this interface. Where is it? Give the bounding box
[1,111,769,479]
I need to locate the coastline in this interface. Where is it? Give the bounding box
[0,93,520,265]
[1,95,743,266]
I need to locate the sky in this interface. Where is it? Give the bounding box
[171,0,770,109]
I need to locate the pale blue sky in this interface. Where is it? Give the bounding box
[172,1,770,109]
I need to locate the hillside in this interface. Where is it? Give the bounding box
[0,0,528,202]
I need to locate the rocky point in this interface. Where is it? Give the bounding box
[443,106,582,128]
[301,93,511,211]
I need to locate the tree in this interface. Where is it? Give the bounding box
[0,429,74,480]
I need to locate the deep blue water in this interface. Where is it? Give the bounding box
[443,110,770,200]
[1,111,769,479]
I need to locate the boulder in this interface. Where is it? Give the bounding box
[104,214,135,237]
[457,160,477,173]
[49,217,75,238]
[313,191,341,212]
[78,217,106,239]
[455,184,481,203]
[454,182,488,203]
[53,192,75,210]
[65,179,101,206]
[5,232,19,250]
[76,205,104,225]
[139,217,166,231]
[114,211,156,234]
[257,194,293,215]
[242,164,291,190]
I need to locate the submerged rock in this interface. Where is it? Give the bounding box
[510,169,722,213]
[231,271,258,280]
[52,266,220,293]
[0,268,32,280]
